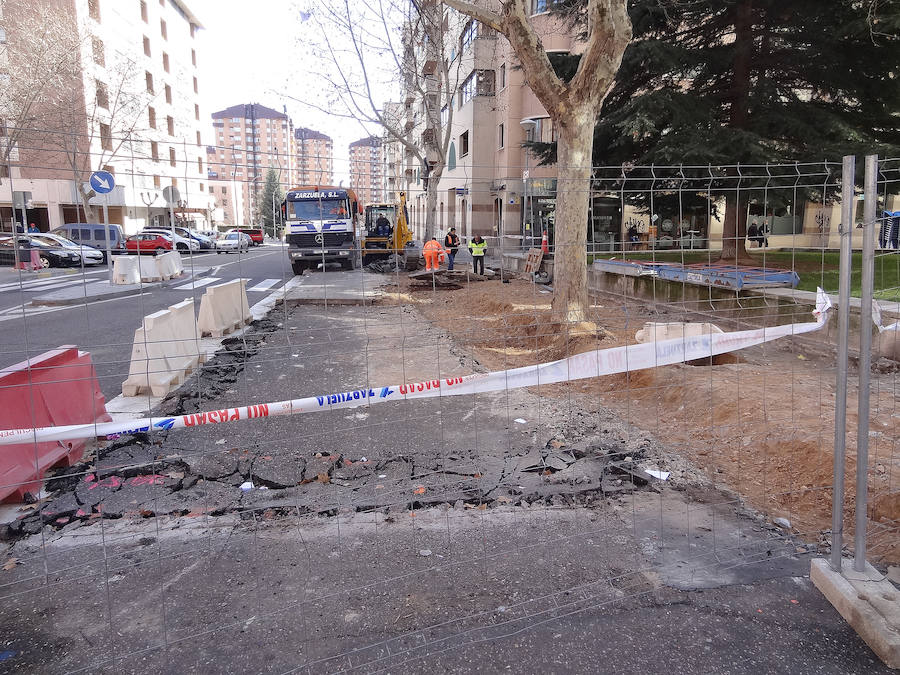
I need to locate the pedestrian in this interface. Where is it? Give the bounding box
[444,227,460,270]
[422,237,445,271]
[15,235,33,271]
[27,222,39,234]
[759,220,769,248]
[747,220,759,247]
[469,234,486,275]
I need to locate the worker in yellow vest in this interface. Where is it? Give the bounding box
[469,235,486,275]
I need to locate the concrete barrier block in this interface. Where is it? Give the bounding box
[112,256,140,285]
[634,321,725,344]
[811,558,900,669]
[167,299,203,371]
[197,279,251,337]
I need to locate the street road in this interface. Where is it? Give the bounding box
[0,245,294,399]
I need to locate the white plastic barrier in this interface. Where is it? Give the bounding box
[197,279,251,337]
[112,256,140,285]
[136,255,162,282]
[155,251,181,279]
[122,299,202,397]
[634,321,724,344]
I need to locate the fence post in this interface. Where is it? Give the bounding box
[831,155,854,571]
[853,155,878,571]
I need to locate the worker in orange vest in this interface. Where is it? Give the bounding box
[423,237,446,271]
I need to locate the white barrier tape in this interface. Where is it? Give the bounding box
[0,289,832,447]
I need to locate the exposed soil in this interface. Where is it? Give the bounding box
[378,275,900,563]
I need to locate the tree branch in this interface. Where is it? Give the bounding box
[441,0,503,30]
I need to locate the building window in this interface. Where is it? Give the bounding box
[199,183,204,192]
[162,52,169,72]
[459,131,469,157]
[95,80,108,109]
[140,1,147,22]
[89,0,101,22]
[160,19,167,40]
[500,63,506,89]
[193,77,198,94]
[197,157,203,173]
[102,165,114,176]
[194,104,200,120]
[196,130,201,145]
[190,23,197,38]
[148,107,156,129]
[191,49,197,66]
[145,71,154,94]
[151,141,159,161]
[153,175,161,188]
[92,37,105,66]
[143,36,151,56]
[448,142,456,171]
[169,147,177,167]
[165,84,172,103]
[498,123,504,149]
[221,186,227,194]
[460,20,477,52]
[166,116,174,135]
[100,123,112,151]
[532,0,557,14]
[460,73,475,108]
[171,178,178,187]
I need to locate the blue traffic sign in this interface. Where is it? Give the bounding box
[89,170,115,194]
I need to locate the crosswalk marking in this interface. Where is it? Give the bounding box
[247,278,281,292]
[0,271,106,293]
[172,277,220,291]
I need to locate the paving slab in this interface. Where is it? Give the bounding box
[281,270,389,305]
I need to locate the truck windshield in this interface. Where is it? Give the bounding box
[289,199,348,220]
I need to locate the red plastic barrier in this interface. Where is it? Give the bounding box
[0,346,111,502]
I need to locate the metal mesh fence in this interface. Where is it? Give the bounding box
[0,150,897,672]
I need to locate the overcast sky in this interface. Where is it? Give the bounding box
[191,0,382,184]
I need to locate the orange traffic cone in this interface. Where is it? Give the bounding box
[541,230,549,255]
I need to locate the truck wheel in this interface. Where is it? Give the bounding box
[292,261,305,275]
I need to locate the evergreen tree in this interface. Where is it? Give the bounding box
[256,168,286,237]
[538,0,900,260]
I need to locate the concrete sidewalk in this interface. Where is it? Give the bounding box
[30,265,213,306]
[282,269,390,305]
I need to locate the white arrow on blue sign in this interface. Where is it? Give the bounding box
[89,170,115,194]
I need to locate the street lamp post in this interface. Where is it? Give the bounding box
[140,191,158,232]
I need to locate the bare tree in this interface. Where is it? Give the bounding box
[443,0,631,322]
[296,0,468,240]
[0,0,83,173]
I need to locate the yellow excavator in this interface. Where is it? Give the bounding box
[361,191,418,269]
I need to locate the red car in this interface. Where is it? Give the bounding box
[237,228,264,246]
[125,232,174,254]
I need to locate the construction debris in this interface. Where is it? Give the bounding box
[408,268,494,287]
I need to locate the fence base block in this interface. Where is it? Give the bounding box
[811,558,900,669]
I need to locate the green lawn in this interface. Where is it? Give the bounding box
[590,250,900,300]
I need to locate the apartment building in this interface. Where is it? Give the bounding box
[381,102,407,202]
[0,0,210,234]
[349,136,383,205]
[206,103,294,227]
[293,127,333,186]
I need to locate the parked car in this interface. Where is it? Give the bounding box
[141,228,200,252]
[52,223,126,261]
[125,232,174,255]
[215,231,251,254]
[31,232,104,265]
[158,225,214,250]
[237,228,264,246]
[0,235,82,268]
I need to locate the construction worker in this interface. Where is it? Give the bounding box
[469,235,486,275]
[423,237,445,271]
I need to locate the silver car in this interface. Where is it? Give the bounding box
[215,231,251,254]
[31,233,104,265]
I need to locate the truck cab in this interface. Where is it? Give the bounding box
[282,186,361,275]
